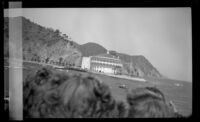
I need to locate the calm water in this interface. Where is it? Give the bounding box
[93,74,192,116]
[155,79,192,116]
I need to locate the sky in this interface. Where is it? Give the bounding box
[4,8,192,82]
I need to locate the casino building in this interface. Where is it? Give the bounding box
[81,51,123,74]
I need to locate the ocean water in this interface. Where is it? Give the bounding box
[4,62,192,117]
[154,78,192,116]
[93,74,192,116]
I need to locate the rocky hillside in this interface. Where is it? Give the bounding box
[78,43,162,78]
[4,17,82,67]
[4,16,162,78]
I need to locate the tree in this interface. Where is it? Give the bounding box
[46,57,50,64]
[69,41,73,46]
[55,29,61,36]
[63,34,68,40]
[59,57,63,65]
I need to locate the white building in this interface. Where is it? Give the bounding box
[81,52,123,74]
[81,57,91,70]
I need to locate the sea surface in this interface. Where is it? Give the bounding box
[4,61,192,117]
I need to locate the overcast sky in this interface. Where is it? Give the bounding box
[5,8,192,82]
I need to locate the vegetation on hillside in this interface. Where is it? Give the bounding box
[77,42,107,57]
[117,53,162,78]
[4,17,82,67]
[4,16,162,78]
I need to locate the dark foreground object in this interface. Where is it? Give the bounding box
[23,67,184,118]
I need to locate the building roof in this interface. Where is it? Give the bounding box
[96,53,119,59]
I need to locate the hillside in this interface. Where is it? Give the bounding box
[78,44,162,78]
[4,16,82,67]
[77,42,107,57]
[4,16,162,78]
[117,53,162,78]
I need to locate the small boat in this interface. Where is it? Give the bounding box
[175,83,182,87]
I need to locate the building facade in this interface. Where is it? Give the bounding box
[81,57,91,70]
[81,52,123,74]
